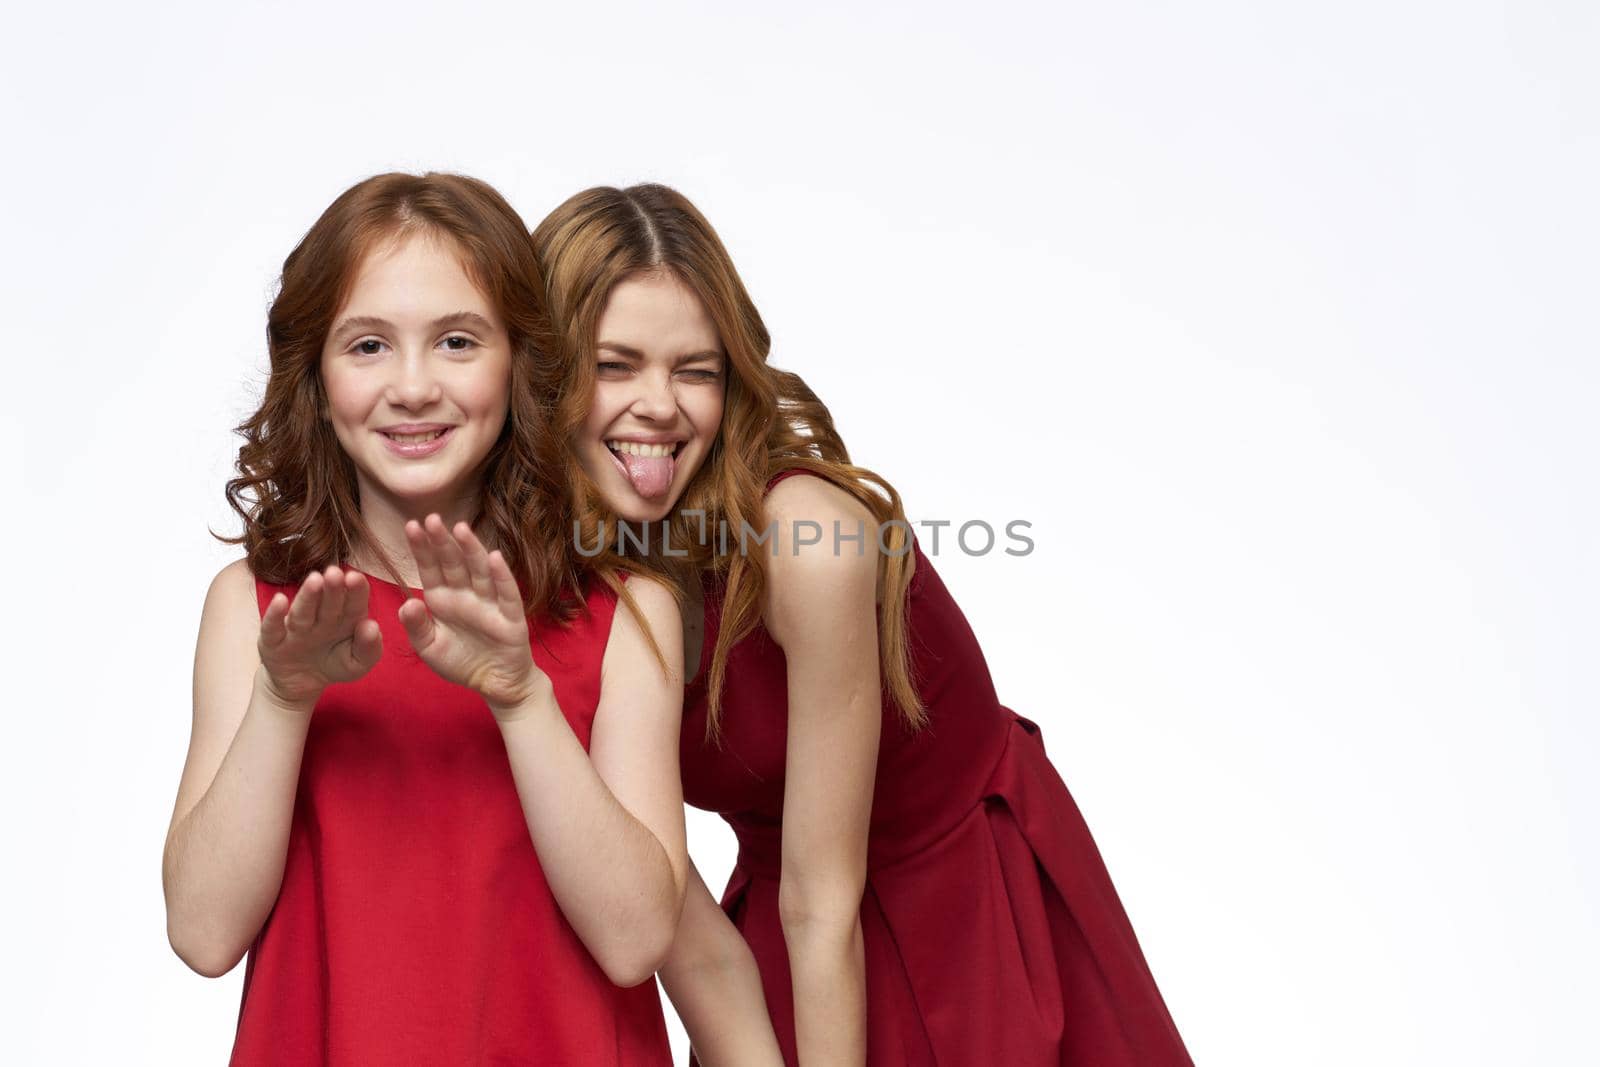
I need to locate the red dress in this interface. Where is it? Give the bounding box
[681,470,1192,1066]
[230,572,672,1066]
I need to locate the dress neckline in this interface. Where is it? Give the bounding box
[343,566,424,594]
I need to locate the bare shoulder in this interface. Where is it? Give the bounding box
[762,474,880,576]
[763,471,877,535]
[201,557,262,637]
[759,475,880,643]
[208,556,258,598]
[195,557,263,694]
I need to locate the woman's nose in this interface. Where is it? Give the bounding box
[630,371,677,420]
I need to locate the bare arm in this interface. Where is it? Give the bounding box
[162,560,381,976]
[659,863,785,1066]
[491,574,689,986]
[400,517,688,986]
[764,478,882,1066]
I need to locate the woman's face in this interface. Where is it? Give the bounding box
[320,230,512,519]
[576,270,725,523]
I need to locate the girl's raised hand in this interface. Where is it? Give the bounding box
[258,566,383,709]
[398,515,548,717]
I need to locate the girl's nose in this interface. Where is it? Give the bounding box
[387,350,444,409]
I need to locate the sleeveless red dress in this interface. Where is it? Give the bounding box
[230,572,672,1066]
[681,470,1192,1066]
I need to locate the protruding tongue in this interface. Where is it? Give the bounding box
[621,451,675,498]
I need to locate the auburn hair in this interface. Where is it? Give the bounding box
[531,184,924,737]
[218,171,583,621]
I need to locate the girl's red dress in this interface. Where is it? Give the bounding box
[229,573,672,1066]
[681,469,1193,1066]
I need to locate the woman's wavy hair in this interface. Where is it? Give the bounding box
[218,172,582,621]
[531,184,924,737]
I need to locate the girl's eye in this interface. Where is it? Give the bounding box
[679,369,720,382]
[354,339,385,355]
[442,335,476,352]
[597,361,631,374]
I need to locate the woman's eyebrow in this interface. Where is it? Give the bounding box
[596,341,723,363]
[673,349,724,365]
[330,311,495,341]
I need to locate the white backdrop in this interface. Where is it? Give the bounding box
[4,1,1596,1063]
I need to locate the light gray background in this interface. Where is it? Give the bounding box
[3,1,1595,1063]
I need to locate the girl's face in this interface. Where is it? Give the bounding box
[577,270,725,523]
[320,230,512,519]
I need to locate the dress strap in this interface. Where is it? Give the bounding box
[764,466,816,493]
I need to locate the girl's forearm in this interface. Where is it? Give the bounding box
[494,684,682,986]
[162,669,313,976]
[783,915,868,1066]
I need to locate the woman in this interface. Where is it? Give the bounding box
[162,172,685,1064]
[533,184,1194,1066]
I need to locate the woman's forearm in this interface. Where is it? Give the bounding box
[162,668,313,977]
[783,913,868,1065]
[494,683,683,986]
[660,871,785,1066]
[662,938,784,1065]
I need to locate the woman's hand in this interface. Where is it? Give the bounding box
[257,565,383,710]
[399,514,549,716]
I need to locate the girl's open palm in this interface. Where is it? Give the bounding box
[399,515,547,715]
[258,566,384,707]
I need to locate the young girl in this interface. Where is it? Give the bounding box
[162,173,686,1065]
[532,184,1195,1066]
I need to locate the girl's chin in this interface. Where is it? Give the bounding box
[358,470,474,506]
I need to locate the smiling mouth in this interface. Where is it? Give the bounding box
[377,426,456,457]
[605,440,684,459]
[382,429,450,444]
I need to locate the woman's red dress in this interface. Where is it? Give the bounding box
[681,470,1193,1065]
